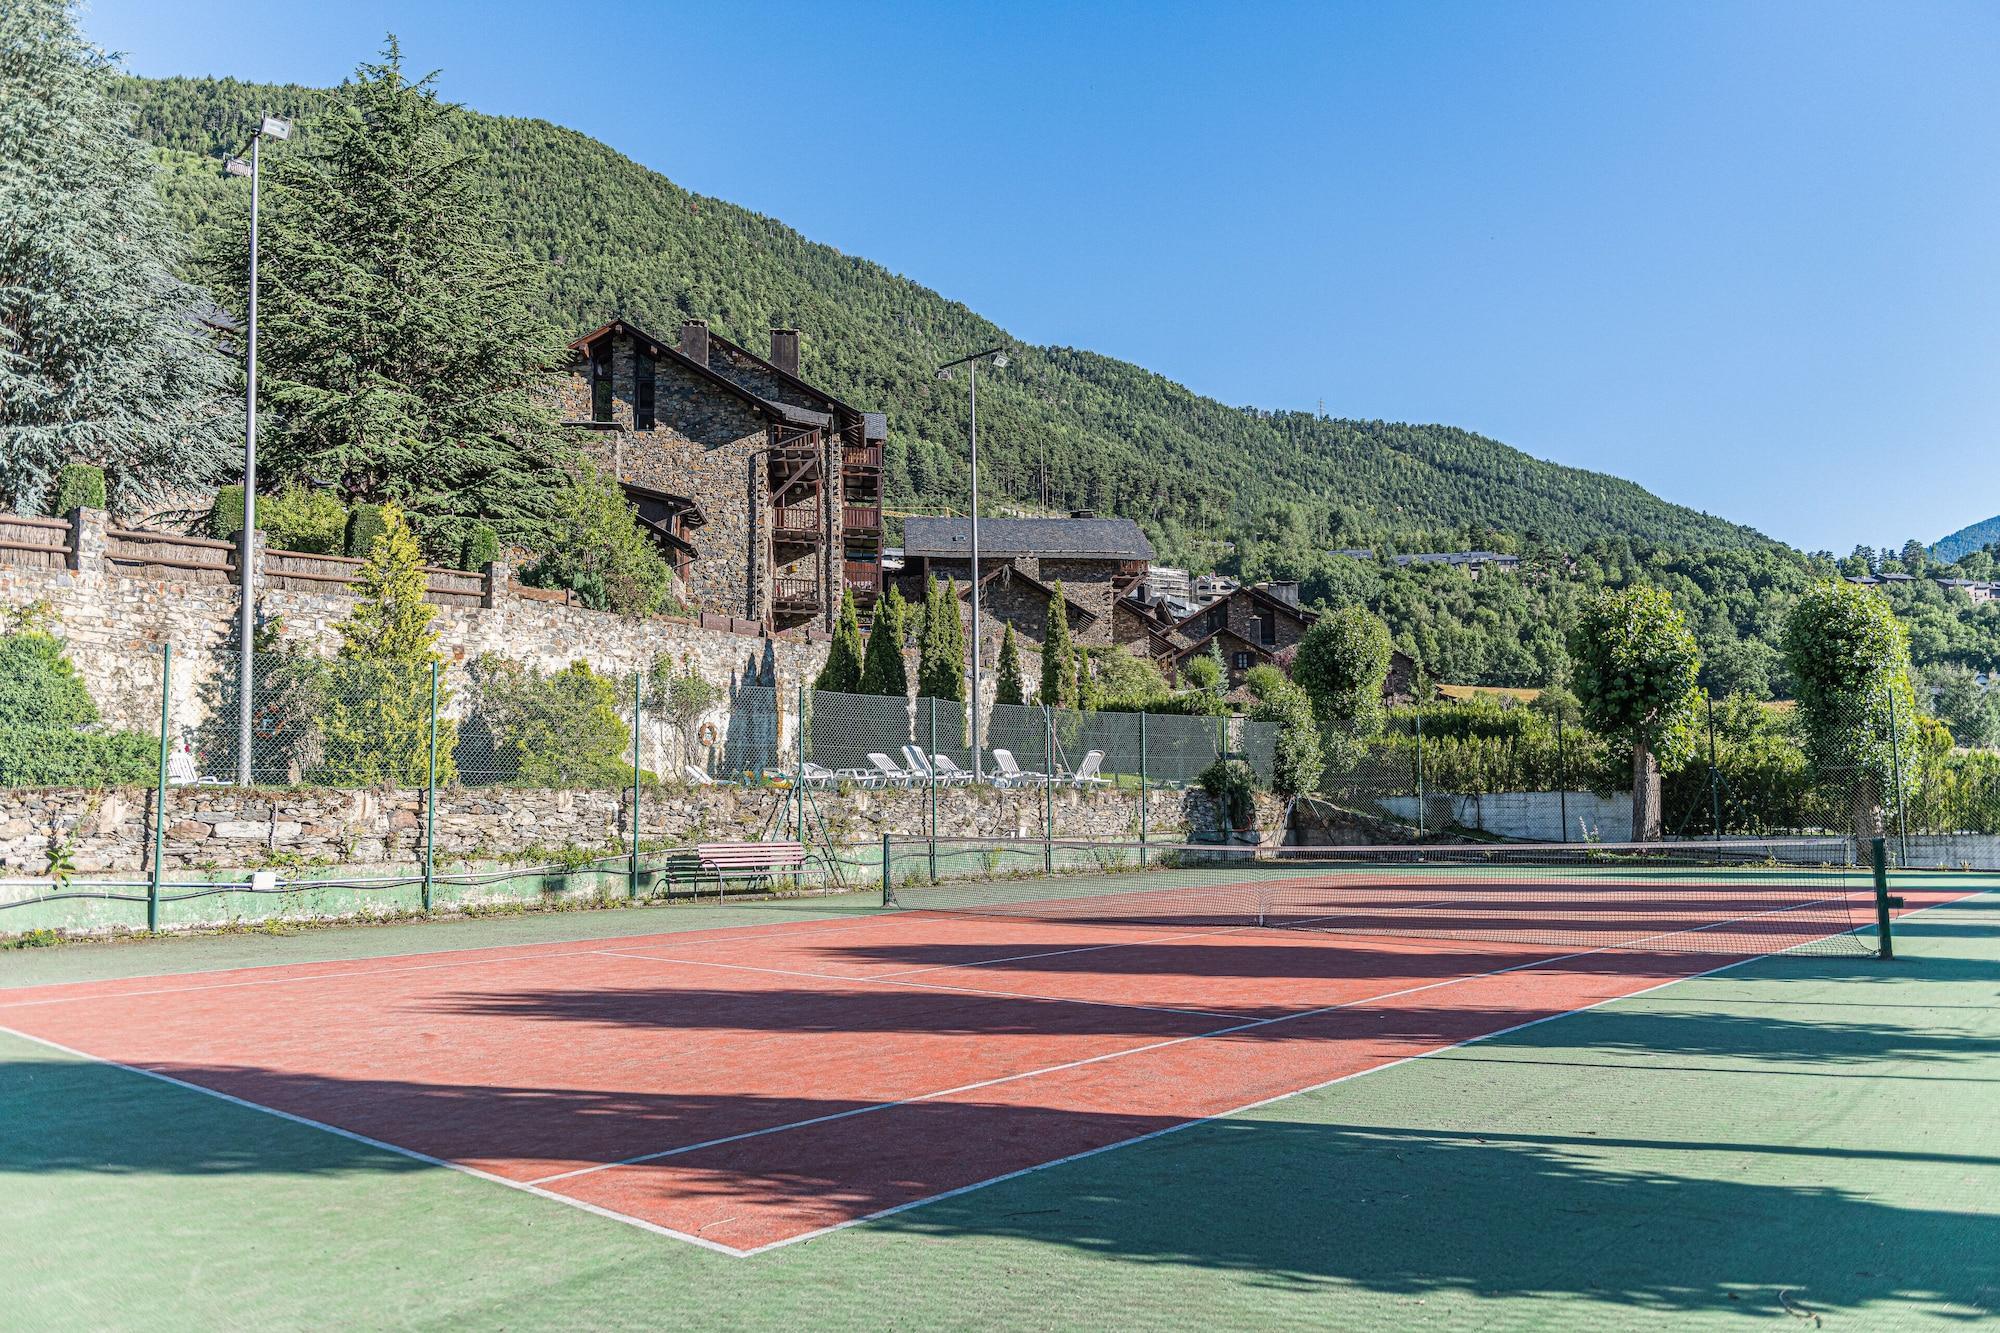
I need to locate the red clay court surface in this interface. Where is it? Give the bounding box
[0,882,1973,1256]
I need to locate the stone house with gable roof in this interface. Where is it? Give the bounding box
[555,318,887,633]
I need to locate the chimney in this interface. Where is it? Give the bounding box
[1262,580,1301,608]
[678,319,708,366]
[769,328,800,377]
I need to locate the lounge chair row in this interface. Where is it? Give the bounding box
[685,746,1112,790]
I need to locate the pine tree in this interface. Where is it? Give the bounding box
[203,39,568,555]
[917,576,966,701]
[0,0,235,515]
[858,586,910,698]
[322,502,456,784]
[994,623,1025,706]
[816,589,865,694]
[1039,581,1078,709]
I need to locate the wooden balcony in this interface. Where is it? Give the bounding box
[772,505,823,548]
[843,560,881,600]
[842,444,882,471]
[842,504,882,535]
[773,575,820,611]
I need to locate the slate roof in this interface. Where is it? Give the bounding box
[903,516,1154,562]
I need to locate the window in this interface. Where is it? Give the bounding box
[634,351,656,430]
[1232,652,1253,670]
[1206,606,1226,634]
[1257,610,1276,646]
[590,347,614,424]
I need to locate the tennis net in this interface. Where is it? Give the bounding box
[881,836,1876,957]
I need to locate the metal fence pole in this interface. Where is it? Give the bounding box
[1414,711,1426,836]
[927,696,938,883]
[1043,705,1055,873]
[1706,692,1722,856]
[794,683,807,842]
[149,644,171,933]
[1555,708,1569,844]
[1138,709,1149,858]
[1886,680,1908,867]
[424,660,438,912]
[630,668,644,898]
[881,831,893,906]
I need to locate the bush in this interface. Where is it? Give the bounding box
[458,656,630,787]
[209,484,247,540]
[0,633,98,730]
[0,727,154,787]
[344,503,387,558]
[1249,680,1322,799]
[1197,757,1257,828]
[50,464,106,516]
[519,464,679,616]
[459,523,500,572]
[258,485,348,554]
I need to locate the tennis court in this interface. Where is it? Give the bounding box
[0,838,1974,1259]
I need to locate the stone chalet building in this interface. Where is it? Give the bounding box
[900,515,1154,651]
[555,318,887,634]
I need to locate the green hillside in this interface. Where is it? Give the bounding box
[125,74,1771,567]
[1933,514,2000,563]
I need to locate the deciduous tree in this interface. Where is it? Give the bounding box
[1568,587,1703,840]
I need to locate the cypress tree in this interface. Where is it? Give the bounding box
[202,38,568,555]
[858,586,910,698]
[0,0,234,516]
[815,589,865,694]
[1039,581,1078,709]
[917,576,966,701]
[994,623,1025,706]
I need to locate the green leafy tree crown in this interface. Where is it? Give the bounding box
[858,586,910,699]
[994,623,1026,706]
[1567,586,1703,770]
[816,589,866,694]
[1782,580,1921,788]
[1039,581,1078,709]
[1291,605,1392,770]
[917,576,966,702]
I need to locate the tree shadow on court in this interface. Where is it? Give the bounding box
[2,1054,1995,1324]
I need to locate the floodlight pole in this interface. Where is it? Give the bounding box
[227,114,290,785]
[938,346,1008,781]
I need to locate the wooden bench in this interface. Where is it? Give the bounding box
[694,840,807,896]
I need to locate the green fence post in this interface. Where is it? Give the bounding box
[1414,711,1427,836]
[1044,705,1055,874]
[630,667,644,898]
[423,660,438,912]
[1138,710,1149,859]
[795,683,808,842]
[1706,692,1722,860]
[927,696,938,883]
[1885,680,1909,869]
[1555,708,1569,843]
[1870,835,1902,960]
[881,831,893,906]
[149,643,171,933]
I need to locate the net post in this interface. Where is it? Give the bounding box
[1043,705,1055,874]
[424,659,439,912]
[149,643,172,933]
[1138,710,1149,861]
[629,667,643,899]
[1870,835,1900,960]
[881,832,893,906]
[927,696,938,883]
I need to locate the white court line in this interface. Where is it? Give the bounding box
[587,948,1255,1023]
[4,886,1972,1259]
[522,891,1850,1190]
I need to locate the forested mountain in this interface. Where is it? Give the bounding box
[125,74,1771,569]
[1933,514,2000,564]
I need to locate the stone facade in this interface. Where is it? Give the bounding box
[0,778,1223,878]
[0,514,824,746]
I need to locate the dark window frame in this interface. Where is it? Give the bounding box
[590,347,614,424]
[635,351,656,430]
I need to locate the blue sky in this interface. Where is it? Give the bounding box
[87,1,2000,552]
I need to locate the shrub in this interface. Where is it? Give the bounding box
[258,485,348,554]
[209,484,247,540]
[458,656,630,787]
[1249,678,1322,799]
[0,727,154,787]
[519,463,679,616]
[50,464,106,516]
[1197,757,1257,828]
[344,502,387,558]
[459,523,500,572]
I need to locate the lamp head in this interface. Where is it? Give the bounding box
[991,352,1009,369]
[260,115,292,140]
[224,156,252,178]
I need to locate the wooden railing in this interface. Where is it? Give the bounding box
[843,561,881,596]
[842,504,882,533]
[773,575,819,607]
[107,528,234,581]
[841,444,882,470]
[0,514,75,571]
[773,506,822,539]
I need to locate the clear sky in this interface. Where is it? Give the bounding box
[83,0,2000,553]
